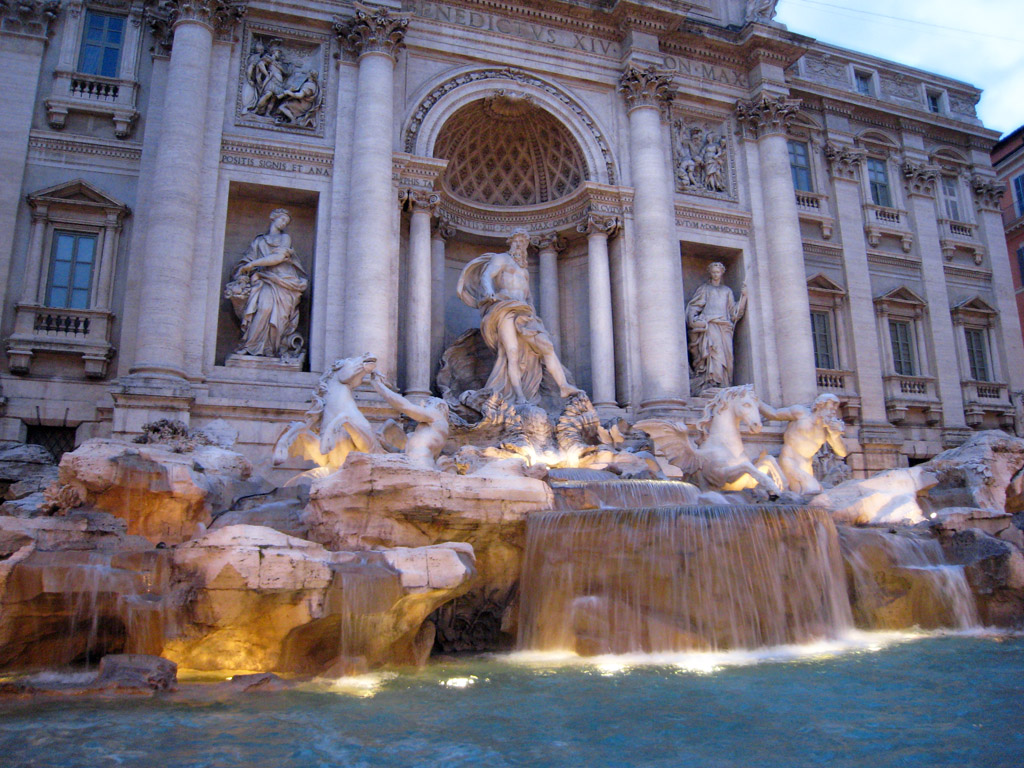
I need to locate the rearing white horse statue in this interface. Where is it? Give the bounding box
[635,385,785,495]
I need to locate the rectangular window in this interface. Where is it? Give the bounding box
[927,91,942,114]
[889,320,916,376]
[1014,174,1024,217]
[46,231,96,309]
[788,140,813,193]
[964,328,990,382]
[77,11,124,78]
[1017,246,1024,284]
[810,311,835,370]
[867,158,893,208]
[854,72,873,97]
[940,175,962,221]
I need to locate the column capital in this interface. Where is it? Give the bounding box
[578,212,620,238]
[823,142,865,181]
[901,161,939,198]
[618,65,674,115]
[0,0,60,39]
[735,94,801,138]
[400,188,440,215]
[147,0,246,51]
[970,174,1005,212]
[334,2,409,61]
[532,231,567,252]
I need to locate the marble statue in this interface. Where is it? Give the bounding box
[673,121,730,194]
[276,70,321,127]
[745,0,779,23]
[224,209,309,360]
[760,394,848,494]
[686,261,747,392]
[636,385,785,494]
[369,370,451,470]
[242,37,322,129]
[456,229,580,405]
[273,354,381,473]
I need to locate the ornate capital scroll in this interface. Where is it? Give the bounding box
[400,188,440,215]
[432,212,457,241]
[147,0,246,50]
[970,175,1005,212]
[577,211,620,238]
[618,65,674,115]
[532,231,567,252]
[901,162,939,198]
[0,0,60,38]
[735,94,801,138]
[334,2,409,61]
[823,142,865,181]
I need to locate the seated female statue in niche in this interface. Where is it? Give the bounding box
[224,208,309,360]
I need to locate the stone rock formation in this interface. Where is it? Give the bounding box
[809,465,937,525]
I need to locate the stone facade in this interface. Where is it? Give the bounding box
[2,0,1022,477]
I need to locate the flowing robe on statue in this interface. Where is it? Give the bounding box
[686,282,744,389]
[233,233,308,357]
[456,253,562,403]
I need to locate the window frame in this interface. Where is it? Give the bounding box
[939,174,963,222]
[888,319,917,376]
[76,9,126,79]
[44,229,99,310]
[810,310,835,370]
[963,327,990,382]
[787,139,814,193]
[1013,174,1024,218]
[866,156,893,208]
[854,70,874,97]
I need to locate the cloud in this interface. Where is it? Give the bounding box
[775,0,1024,135]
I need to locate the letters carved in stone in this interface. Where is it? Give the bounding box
[735,94,801,137]
[334,2,409,60]
[618,65,674,114]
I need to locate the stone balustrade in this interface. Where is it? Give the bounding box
[45,70,140,139]
[863,204,913,251]
[882,373,942,424]
[5,303,115,378]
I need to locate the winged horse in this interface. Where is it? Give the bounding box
[635,385,785,495]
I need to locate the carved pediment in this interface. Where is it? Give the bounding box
[951,295,998,323]
[806,273,845,295]
[876,286,926,305]
[875,286,927,317]
[27,179,129,215]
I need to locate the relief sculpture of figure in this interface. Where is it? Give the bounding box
[224,208,309,359]
[686,261,747,392]
[456,229,580,405]
[759,393,848,494]
[276,70,321,127]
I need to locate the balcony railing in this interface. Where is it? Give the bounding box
[45,70,139,138]
[863,204,913,251]
[816,368,854,392]
[6,304,115,379]
[69,76,120,101]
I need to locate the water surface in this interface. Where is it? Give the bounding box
[2,633,1021,768]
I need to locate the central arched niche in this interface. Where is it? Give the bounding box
[433,92,587,207]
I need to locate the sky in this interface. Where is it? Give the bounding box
[773,0,1024,137]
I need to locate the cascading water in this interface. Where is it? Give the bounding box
[518,505,854,654]
[839,527,978,630]
[549,480,702,511]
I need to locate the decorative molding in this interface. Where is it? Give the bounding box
[671,114,736,200]
[735,93,801,138]
[823,142,864,181]
[220,136,334,177]
[403,67,616,185]
[147,0,246,51]
[0,0,60,38]
[970,175,1004,212]
[532,231,567,252]
[28,130,143,171]
[577,211,620,238]
[400,188,440,214]
[618,65,674,115]
[392,152,447,191]
[901,161,938,197]
[334,2,409,60]
[673,203,751,237]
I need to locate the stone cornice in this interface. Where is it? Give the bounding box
[392,152,448,191]
[0,0,60,38]
[823,142,864,181]
[618,65,674,115]
[901,162,938,198]
[674,202,751,237]
[335,2,409,60]
[735,93,801,138]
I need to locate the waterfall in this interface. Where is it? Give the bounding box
[550,479,703,511]
[518,506,853,654]
[839,527,978,630]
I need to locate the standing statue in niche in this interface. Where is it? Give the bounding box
[759,393,849,494]
[456,229,580,405]
[224,208,309,361]
[686,261,747,392]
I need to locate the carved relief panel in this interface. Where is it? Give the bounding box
[671,114,736,200]
[235,24,330,137]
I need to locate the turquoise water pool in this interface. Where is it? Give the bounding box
[2,633,1021,768]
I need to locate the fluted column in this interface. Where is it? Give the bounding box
[402,189,439,398]
[737,94,817,404]
[430,216,454,369]
[902,162,966,429]
[335,4,408,377]
[533,232,566,355]
[129,0,245,381]
[619,66,688,411]
[579,212,619,407]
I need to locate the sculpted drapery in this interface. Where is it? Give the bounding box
[686,261,747,391]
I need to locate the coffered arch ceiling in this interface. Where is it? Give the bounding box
[434,92,588,207]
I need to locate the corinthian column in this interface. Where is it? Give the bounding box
[619,66,688,411]
[335,4,408,377]
[736,94,817,404]
[578,212,619,407]
[430,216,455,367]
[129,0,246,382]
[533,232,566,355]
[402,189,439,398]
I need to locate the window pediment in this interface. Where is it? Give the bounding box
[28,179,130,217]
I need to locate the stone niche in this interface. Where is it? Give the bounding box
[216,182,318,370]
[681,245,751,390]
